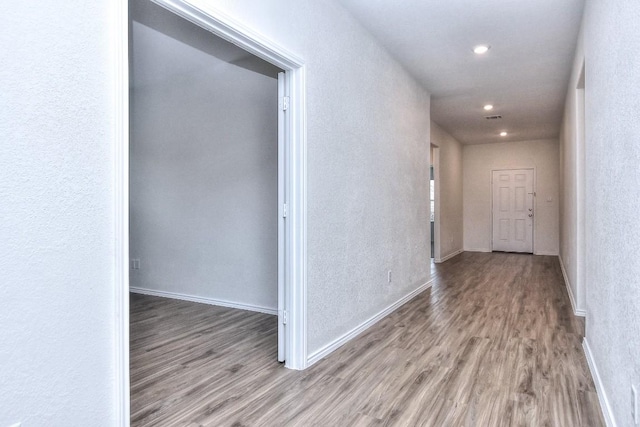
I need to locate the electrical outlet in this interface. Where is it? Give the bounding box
[387,270,392,284]
[633,384,639,425]
[131,259,140,270]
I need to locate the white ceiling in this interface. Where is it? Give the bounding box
[337,0,585,145]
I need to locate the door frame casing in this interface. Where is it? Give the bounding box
[575,60,586,314]
[490,168,536,253]
[113,0,308,424]
[430,144,441,262]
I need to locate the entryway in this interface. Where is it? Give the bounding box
[491,169,534,253]
[114,0,309,423]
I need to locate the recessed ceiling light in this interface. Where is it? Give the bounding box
[483,104,494,111]
[473,45,490,55]
[500,131,508,137]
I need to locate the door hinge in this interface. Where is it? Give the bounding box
[283,203,288,218]
[282,310,288,325]
[281,96,290,111]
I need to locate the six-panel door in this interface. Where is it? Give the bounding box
[492,169,534,253]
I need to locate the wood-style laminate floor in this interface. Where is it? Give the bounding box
[130,252,604,426]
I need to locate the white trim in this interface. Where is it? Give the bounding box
[583,338,617,427]
[436,249,463,263]
[287,66,308,370]
[130,287,278,315]
[431,144,441,262]
[129,0,308,370]
[277,72,286,362]
[534,251,560,256]
[464,247,492,253]
[306,279,434,367]
[558,256,586,317]
[112,0,129,425]
[151,0,304,68]
[576,67,587,320]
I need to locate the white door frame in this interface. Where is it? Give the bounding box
[113,0,308,424]
[277,71,286,362]
[575,60,586,315]
[490,168,536,253]
[431,144,441,262]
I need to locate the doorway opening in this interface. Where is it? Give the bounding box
[430,144,440,263]
[430,165,435,258]
[128,0,284,324]
[113,0,308,423]
[128,0,287,422]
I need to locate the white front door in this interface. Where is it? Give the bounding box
[492,169,534,253]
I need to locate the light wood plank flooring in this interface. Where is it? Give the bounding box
[130,252,604,426]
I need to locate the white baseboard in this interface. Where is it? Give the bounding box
[436,249,463,264]
[583,338,617,427]
[463,247,491,253]
[558,256,586,317]
[306,278,434,367]
[535,250,559,256]
[129,287,277,315]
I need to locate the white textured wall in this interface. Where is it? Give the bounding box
[129,0,280,311]
[191,0,432,355]
[577,0,640,424]
[463,139,559,255]
[0,1,115,425]
[559,24,586,313]
[430,122,464,260]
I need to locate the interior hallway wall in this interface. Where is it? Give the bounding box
[0,1,116,425]
[463,139,560,255]
[559,22,585,315]
[430,121,464,261]
[129,0,281,311]
[189,0,432,357]
[568,0,640,424]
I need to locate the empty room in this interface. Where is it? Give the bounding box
[3,0,639,426]
[128,0,288,423]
